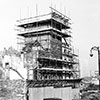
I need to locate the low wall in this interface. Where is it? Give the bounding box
[29,86,72,100]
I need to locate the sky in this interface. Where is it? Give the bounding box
[0,0,100,78]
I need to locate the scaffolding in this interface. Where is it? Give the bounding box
[17,7,80,86]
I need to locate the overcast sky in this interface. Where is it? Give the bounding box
[0,0,100,77]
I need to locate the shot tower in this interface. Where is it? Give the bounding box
[17,7,81,89]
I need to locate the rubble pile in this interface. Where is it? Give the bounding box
[0,79,25,100]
